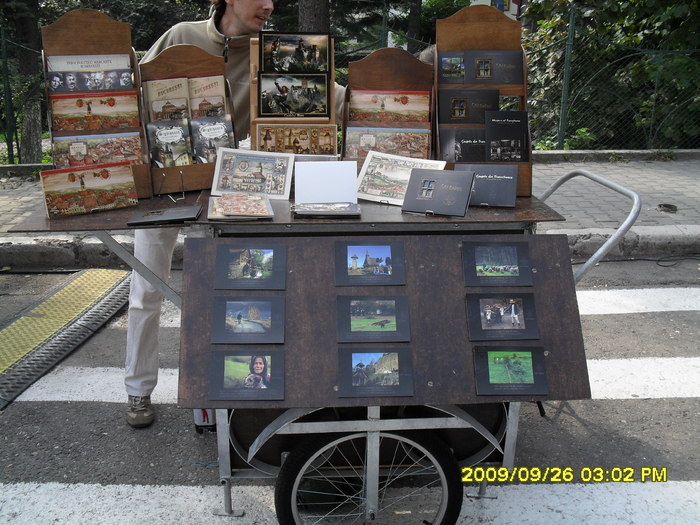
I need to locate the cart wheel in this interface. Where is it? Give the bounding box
[274,431,462,525]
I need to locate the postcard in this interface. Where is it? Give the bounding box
[337,347,413,397]
[437,88,499,124]
[40,161,138,218]
[190,115,235,163]
[214,243,286,289]
[437,51,465,84]
[462,239,533,286]
[211,296,285,344]
[47,69,134,92]
[46,54,131,73]
[212,148,294,199]
[344,127,430,161]
[466,293,539,341]
[348,90,430,123]
[149,98,189,122]
[258,73,329,117]
[52,132,143,168]
[294,160,357,204]
[49,91,140,132]
[207,192,274,222]
[188,74,227,115]
[256,124,337,155]
[356,151,446,206]
[473,346,548,396]
[260,32,329,74]
[334,240,406,286]
[463,50,524,85]
[146,119,193,167]
[209,351,285,400]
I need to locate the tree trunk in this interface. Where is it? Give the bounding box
[6,0,43,163]
[406,0,422,54]
[299,0,330,32]
[20,101,43,164]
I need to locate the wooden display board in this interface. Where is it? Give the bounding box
[178,233,590,409]
[344,48,435,163]
[139,45,232,195]
[435,5,532,196]
[41,9,152,198]
[249,37,338,151]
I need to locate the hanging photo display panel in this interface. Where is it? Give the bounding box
[337,346,414,398]
[214,243,287,290]
[259,32,330,74]
[336,296,411,343]
[209,351,285,400]
[466,293,539,340]
[473,346,548,396]
[334,240,406,286]
[258,73,329,118]
[211,296,285,344]
[462,240,532,286]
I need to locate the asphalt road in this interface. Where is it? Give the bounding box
[0,257,699,524]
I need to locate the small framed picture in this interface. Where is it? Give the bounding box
[473,346,548,396]
[334,241,406,286]
[337,347,413,397]
[208,351,284,400]
[259,32,330,74]
[462,240,532,286]
[337,296,411,342]
[214,243,286,289]
[466,293,539,340]
[211,296,285,344]
[258,73,329,118]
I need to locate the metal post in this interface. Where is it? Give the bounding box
[557,3,576,149]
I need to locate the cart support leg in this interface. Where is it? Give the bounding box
[365,406,380,521]
[502,402,521,469]
[213,409,245,518]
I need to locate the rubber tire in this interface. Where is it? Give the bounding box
[274,431,463,525]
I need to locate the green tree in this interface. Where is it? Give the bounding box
[524,0,700,149]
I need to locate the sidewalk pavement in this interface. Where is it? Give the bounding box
[1,151,698,271]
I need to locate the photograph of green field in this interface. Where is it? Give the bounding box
[349,299,396,332]
[487,351,534,384]
[351,352,400,387]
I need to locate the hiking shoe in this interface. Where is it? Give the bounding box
[126,395,155,428]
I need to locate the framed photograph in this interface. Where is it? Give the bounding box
[473,346,548,396]
[211,296,285,344]
[462,240,532,286]
[49,91,140,132]
[260,32,330,74]
[258,73,329,117]
[209,351,285,400]
[348,90,430,123]
[337,347,413,397]
[256,123,337,155]
[212,148,294,199]
[334,240,406,286]
[344,127,430,161]
[356,151,446,206]
[337,296,410,343]
[466,293,539,341]
[214,243,286,289]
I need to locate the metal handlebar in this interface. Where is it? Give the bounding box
[538,169,641,283]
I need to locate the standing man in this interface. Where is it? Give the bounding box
[125,0,274,428]
[125,0,346,428]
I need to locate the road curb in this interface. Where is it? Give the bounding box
[1,226,698,272]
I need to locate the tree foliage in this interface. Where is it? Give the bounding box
[524,0,700,149]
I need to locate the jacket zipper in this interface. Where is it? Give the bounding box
[222,37,230,62]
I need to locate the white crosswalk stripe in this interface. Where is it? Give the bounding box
[4,287,699,524]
